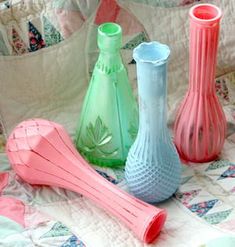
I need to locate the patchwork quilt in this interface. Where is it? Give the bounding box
[0,0,235,246]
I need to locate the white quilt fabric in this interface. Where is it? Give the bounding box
[0,0,235,247]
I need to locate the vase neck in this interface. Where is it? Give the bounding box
[96,50,123,73]
[137,62,167,131]
[188,12,220,95]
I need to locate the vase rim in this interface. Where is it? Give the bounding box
[133,41,170,65]
[97,22,122,51]
[98,22,122,37]
[189,4,222,25]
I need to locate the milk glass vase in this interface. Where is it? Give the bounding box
[75,23,138,167]
[125,42,181,203]
[174,4,226,163]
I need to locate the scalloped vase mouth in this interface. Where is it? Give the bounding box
[133,42,170,65]
[190,4,222,24]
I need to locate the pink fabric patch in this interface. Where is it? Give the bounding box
[0,197,25,227]
[95,0,120,25]
[218,219,235,232]
[24,205,51,228]
[0,172,9,194]
[55,9,84,38]
[116,8,144,35]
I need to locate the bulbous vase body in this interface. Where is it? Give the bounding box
[174,4,226,163]
[6,119,166,244]
[125,42,181,203]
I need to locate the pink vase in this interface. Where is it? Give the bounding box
[6,119,166,244]
[174,4,226,163]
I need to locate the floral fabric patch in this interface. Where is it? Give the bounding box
[12,28,28,55]
[28,21,46,52]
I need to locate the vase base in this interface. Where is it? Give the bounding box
[128,185,179,204]
[80,152,125,168]
[179,154,219,165]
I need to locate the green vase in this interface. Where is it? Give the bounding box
[75,22,138,168]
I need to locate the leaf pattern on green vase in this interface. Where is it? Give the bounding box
[81,116,118,157]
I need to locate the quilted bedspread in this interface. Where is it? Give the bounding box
[0,0,235,246]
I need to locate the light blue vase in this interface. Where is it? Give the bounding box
[125,41,181,203]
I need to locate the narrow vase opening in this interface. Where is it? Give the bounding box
[143,210,167,244]
[97,22,122,51]
[190,4,222,24]
[99,22,121,36]
[133,42,170,65]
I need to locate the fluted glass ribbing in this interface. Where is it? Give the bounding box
[174,4,226,163]
[125,42,181,203]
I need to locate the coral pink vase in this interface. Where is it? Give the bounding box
[174,4,226,163]
[6,119,166,244]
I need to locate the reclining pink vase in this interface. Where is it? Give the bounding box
[6,119,166,244]
[174,4,226,163]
